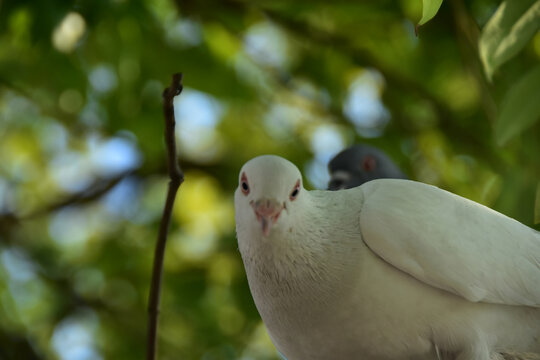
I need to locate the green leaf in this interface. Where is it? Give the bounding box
[418,0,443,26]
[494,65,540,145]
[479,0,540,80]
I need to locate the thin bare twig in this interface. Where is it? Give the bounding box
[146,73,184,360]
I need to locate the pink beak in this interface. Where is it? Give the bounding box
[252,198,283,236]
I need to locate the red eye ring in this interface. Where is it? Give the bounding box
[362,155,377,172]
[240,173,250,195]
[289,180,301,201]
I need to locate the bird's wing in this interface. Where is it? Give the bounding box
[358,179,540,307]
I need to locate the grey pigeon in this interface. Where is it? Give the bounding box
[235,155,540,360]
[328,144,407,190]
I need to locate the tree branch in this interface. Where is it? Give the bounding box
[146,73,184,360]
[0,171,135,234]
[31,172,134,218]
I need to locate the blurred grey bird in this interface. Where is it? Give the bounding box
[328,144,407,190]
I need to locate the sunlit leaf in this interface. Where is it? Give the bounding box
[494,65,540,145]
[174,172,234,234]
[479,0,540,80]
[418,0,443,26]
[204,23,241,61]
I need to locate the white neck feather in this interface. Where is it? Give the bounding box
[237,190,366,309]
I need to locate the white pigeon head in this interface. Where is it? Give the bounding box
[235,155,305,238]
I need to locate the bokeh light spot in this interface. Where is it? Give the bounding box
[1,248,36,282]
[88,135,141,177]
[52,310,102,360]
[52,12,86,53]
[310,125,345,163]
[59,89,84,114]
[244,22,291,68]
[166,18,203,47]
[49,207,94,249]
[49,152,94,193]
[89,65,118,94]
[174,89,225,162]
[343,70,390,137]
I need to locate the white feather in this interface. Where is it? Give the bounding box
[359,179,540,306]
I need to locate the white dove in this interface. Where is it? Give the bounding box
[234,155,540,360]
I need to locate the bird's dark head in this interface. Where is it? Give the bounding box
[328,145,406,190]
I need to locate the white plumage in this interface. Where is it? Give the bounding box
[234,155,540,360]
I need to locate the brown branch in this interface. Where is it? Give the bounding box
[0,159,230,239]
[0,170,137,234]
[146,73,184,360]
[30,172,134,218]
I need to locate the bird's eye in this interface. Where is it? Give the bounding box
[362,155,377,172]
[240,173,250,195]
[289,180,301,201]
[241,181,249,193]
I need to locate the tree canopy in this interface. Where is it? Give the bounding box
[0,0,539,359]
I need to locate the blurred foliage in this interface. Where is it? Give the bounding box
[0,0,539,359]
[479,0,540,80]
